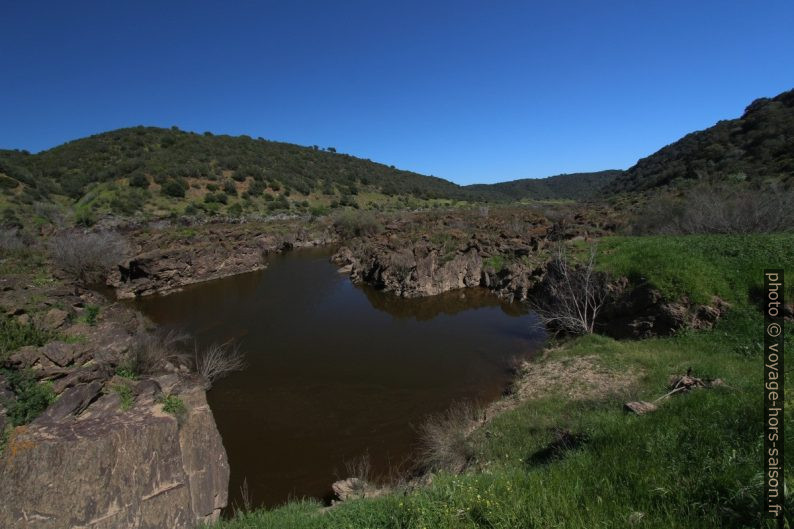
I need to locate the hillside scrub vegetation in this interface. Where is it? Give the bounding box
[629,185,794,235]
[608,88,794,194]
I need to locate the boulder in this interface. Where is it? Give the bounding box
[42,308,69,329]
[332,477,369,502]
[40,341,84,368]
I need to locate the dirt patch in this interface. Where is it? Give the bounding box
[487,354,642,418]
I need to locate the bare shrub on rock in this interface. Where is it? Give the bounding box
[531,244,608,335]
[126,329,191,375]
[50,230,128,284]
[194,342,246,389]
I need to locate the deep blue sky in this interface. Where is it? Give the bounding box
[2,1,793,184]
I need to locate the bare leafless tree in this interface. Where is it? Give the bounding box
[49,230,128,284]
[531,243,608,335]
[194,342,246,389]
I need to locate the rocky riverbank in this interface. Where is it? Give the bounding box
[109,218,338,298]
[329,207,730,337]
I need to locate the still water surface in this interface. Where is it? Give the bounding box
[135,247,543,508]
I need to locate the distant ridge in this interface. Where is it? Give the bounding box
[466,170,623,201]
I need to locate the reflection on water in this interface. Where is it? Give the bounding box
[134,247,545,509]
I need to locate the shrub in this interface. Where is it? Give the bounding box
[223,179,238,196]
[194,342,246,389]
[0,228,25,253]
[1,317,59,360]
[74,207,96,227]
[49,230,128,284]
[248,180,265,196]
[633,186,794,235]
[128,172,149,188]
[227,202,243,217]
[417,401,479,473]
[161,179,187,198]
[0,368,56,426]
[530,244,608,335]
[124,329,190,376]
[332,210,383,239]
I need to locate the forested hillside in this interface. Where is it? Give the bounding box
[466,170,622,201]
[607,88,794,194]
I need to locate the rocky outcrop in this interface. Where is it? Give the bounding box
[110,221,336,298]
[0,378,229,529]
[1,264,231,529]
[332,213,553,302]
[597,279,730,338]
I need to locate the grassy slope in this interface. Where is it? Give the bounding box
[209,233,794,529]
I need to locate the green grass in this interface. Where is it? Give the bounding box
[594,234,794,305]
[209,233,793,529]
[111,383,135,411]
[159,394,186,417]
[483,255,506,272]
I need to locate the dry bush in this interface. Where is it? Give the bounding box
[126,329,191,376]
[416,401,480,474]
[344,451,374,483]
[634,186,794,235]
[194,342,246,389]
[33,202,67,227]
[0,228,26,253]
[531,244,608,335]
[49,230,128,284]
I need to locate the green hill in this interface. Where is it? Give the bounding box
[0,127,624,224]
[607,88,794,194]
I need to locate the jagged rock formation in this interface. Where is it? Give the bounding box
[1,268,231,529]
[109,220,337,298]
[331,209,559,302]
[598,279,730,338]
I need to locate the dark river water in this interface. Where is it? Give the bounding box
[134,247,544,509]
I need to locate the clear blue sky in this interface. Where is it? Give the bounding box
[2,1,793,185]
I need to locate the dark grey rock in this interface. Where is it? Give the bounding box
[36,381,102,423]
